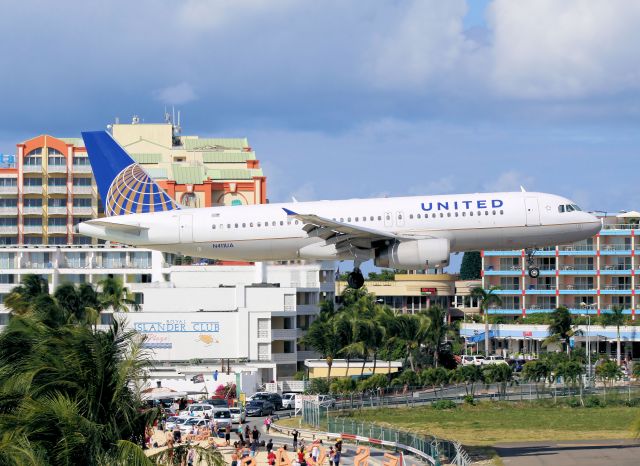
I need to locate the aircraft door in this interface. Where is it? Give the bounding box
[396,211,405,227]
[179,214,194,242]
[384,212,393,227]
[525,197,541,226]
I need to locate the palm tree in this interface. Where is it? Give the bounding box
[601,306,625,365]
[387,313,429,371]
[471,286,502,357]
[302,312,341,382]
[99,276,140,313]
[423,305,448,367]
[544,306,579,354]
[4,274,49,315]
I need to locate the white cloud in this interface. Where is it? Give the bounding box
[154,82,197,105]
[489,0,640,98]
[483,170,535,193]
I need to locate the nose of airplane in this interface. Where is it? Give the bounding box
[584,213,603,235]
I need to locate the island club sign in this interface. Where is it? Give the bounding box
[421,199,504,211]
[133,320,220,333]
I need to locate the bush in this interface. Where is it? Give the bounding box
[307,378,330,394]
[584,395,602,408]
[432,400,457,410]
[463,395,475,405]
[330,377,356,394]
[565,397,582,408]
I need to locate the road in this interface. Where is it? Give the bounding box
[495,439,640,466]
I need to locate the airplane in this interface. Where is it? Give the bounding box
[77,131,602,289]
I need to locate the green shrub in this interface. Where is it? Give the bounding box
[463,395,476,405]
[584,395,602,408]
[565,397,582,408]
[432,400,457,410]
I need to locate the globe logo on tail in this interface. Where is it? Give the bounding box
[105,163,179,216]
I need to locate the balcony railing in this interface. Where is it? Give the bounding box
[23,225,43,234]
[48,185,67,194]
[561,245,595,251]
[47,225,68,234]
[600,244,631,251]
[271,352,297,363]
[0,207,17,215]
[23,206,43,215]
[48,207,68,215]
[73,206,93,216]
[601,265,632,271]
[565,284,595,290]
[72,186,93,195]
[602,223,639,230]
[63,261,90,269]
[487,266,521,271]
[533,265,556,271]
[271,329,298,340]
[498,284,520,290]
[47,165,67,174]
[72,164,92,173]
[0,186,18,194]
[0,226,18,234]
[602,285,631,290]
[22,185,42,194]
[22,165,43,173]
[561,265,595,270]
[527,284,556,290]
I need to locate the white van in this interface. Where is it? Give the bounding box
[461,355,486,366]
[188,403,215,418]
[212,408,232,429]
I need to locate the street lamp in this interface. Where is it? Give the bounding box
[580,302,591,384]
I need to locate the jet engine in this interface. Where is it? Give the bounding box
[374,238,450,269]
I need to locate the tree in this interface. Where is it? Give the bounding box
[4,274,49,315]
[99,276,140,313]
[367,269,396,281]
[595,359,622,401]
[544,306,579,354]
[470,286,502,357]
[387,313,430,371]
[303,310,341,382]
[460,252,482,280]
[483,363,514,399]
[522,360,551,398]
[601,306,626,365]
[423,305,448,367]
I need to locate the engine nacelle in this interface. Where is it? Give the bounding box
[374,238,450,269]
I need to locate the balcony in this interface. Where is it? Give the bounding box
[600,265,632,274]
[0,207,17,215]
[72,164,92,174]
[62,260,91,269]
[0,186,18,195]
[48,185,67,195]
[22,165,43,173]
[296,304,319,315]
[23,206,43,215]
[483,250,522,256]
[601,223,639,231]
[48,207,68,215]
[297,350,318,361]
[483,266,521,276]
[22,185,42,194]
[48,225,68,234]
[23,225,43,234]
[73,206,93,216]
[72,185,93,195]
[0,225,18,234]
[271,353,297,363]
[271,329,298,340]
[47,165,67,174]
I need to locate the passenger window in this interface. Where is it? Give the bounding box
[440,213,444,218]
[492,210,496,215]
[500,210,504,215]
[212,225,216,229]
[470,212,473,216]
[378,216,382,221]
[447,212,451,217]
[235,223,238,228]
[242,223,246,227]
[370,216,374,221]
[347,217,351,222]
[485,211,489,216]
[417,214,421,219]
[454,212,458,217]
[432,213,436,218]
[295,220,299,225]
[340,218,344,222]
[227,224,231,228]
[355,217,359,222]
[477,211,481,216]
[409,214,413,219]
[257,222,261,227]
[462,212,466,216]
[250,222,254,227]
[280,221,284,226]
[558,205,565,213]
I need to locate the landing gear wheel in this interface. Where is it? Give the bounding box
[528,267,540,278]
[347,268,365,289]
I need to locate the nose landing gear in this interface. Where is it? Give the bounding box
[525,248,540,278]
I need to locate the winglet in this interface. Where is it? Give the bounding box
[282,208,298,216]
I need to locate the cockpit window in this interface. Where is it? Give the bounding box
[558,205,565,213]
[566,205,575,212]
[572,204,582,211]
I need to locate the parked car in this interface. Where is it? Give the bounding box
[188,403,215,418]
[251,392,283,410]
[281,393,296,409]
[229,407,246,424]
[211,408,233,429]
[485,355,508,365]
[179,417,209,434]
[245,400,275,417]
[318,395,336,408]
[461,355,486,366]
[165,415,191,431]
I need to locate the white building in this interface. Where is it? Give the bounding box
[0,245,335,383]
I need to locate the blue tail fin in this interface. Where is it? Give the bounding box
[81,131,180,216]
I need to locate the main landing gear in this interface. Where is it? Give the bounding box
[525,248,540,278]
[347,267,365,289]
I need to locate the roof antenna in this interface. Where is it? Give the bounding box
[520,186,527,192]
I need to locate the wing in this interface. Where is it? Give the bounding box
[282,207,430,250]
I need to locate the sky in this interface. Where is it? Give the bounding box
[1,0,639,271]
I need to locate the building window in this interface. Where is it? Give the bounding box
[48,148,63,156]
[24,198,42,207]
[49,198,66,207]
[48,217,66,227]
[48,177,66,186]
[73,156,90,165]
[23,178,42,186]
[0,198,17,207]
[0,178,17,187]
[48,156,66,166]
[73,198,92,207]
[72,177,92,186]
[24,218,42,226]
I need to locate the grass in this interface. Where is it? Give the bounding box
[349,400,640,446]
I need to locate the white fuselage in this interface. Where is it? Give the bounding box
[77,191,602,263]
